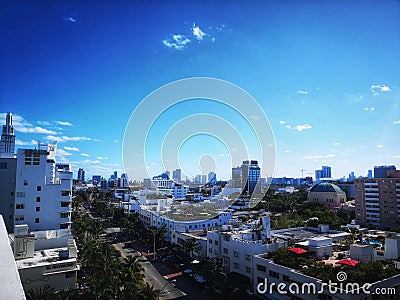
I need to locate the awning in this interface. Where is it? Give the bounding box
[336,258,359,267]
[288,247,308,254]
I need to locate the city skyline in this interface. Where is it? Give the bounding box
[1,1,400,180]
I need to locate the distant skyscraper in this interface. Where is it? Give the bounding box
[208,171,216,184]
[92,175,101,184]
[194,174,201,183]
[367,170,372,178]
[241,160,261,195]
[201,175,207,184]
[114,171,118,179]
[77,168,85,182]
[172,169,181,182]
[374,165,396,178]
[315,170,323,181]
[0,113,15,158]
[232,167,242,188]
[322,166,331,178]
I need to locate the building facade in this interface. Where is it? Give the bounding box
[14,142,73,231]
[355,178,400,228]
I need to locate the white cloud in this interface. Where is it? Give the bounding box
[15,126,57,134]
[57,121,73,126]
[333,142,340,146]
[192,24,207,40]
[284,150,291,153]
[371,84,391,95]
[304,154,336,159]
[114,140,119,143]
[393,120,400,124]
[46,135,93,142]
[364,107,375,111]
[81,153,90,157]
[163,34,191,50]
[64,146,79,151]
[15,139,37,146]
[293,124,312,131]
[57,149,72,156]
[296,90,308,95]
[376,144,384,148]
[96,156,108,160]
[279,120,286,124]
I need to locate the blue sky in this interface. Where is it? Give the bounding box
[1,0,399,180]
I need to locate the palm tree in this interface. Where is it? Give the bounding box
[156,224,167,248]
[26,285,57,300]
[139,282,161,300]
[184,237,201,258]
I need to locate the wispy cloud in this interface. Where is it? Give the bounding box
[81,153,90,157]
[376,144,384,148]
[57,149,72,156]
[64,146,79,151]
[305,154,336,159]
[371,84,391,96]
[46,135,93,142]
[15,126,57,134]
[57,121,73,126]
[63,16,76,23]
[192,23,207,40]
[96,156,108,160]
[393,120,400,124]
[285,124,312,131]
[364,107,375,111]
[279,120,286,124]
[333,142,340,146]
[163,34,191,50]
[296,90,308,95]
[15,139,37,146]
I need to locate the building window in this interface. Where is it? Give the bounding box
[10,191,14,196]
[269,270,279,279]
[245,254,251,261]
[60,223,69,229]
[257,264,266,272]
[0,162,7,169]
[37,186,41,191]
[233,251,239,258]
[246,266,252,273]
[16,204,24,209]
[223,235,229,241]
[209,248,213,253]
[16,192,25,198]
[61,202,71,207]
[223,248,228,254]
[214,240,218,245]
[23,180,28,186]
[15,215,24,221]
[36,207,40,212]
[234,262,239,269]
[36,197,40,202]
[62,190,71,196]
[283,275,290,282]
[209,239,212,244]
[35,218,40,223]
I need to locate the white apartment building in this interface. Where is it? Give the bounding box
[14,142,73,231]
[207,216,287,280]
[170,230,208,258]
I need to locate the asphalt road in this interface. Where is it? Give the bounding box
[114,243,186,299]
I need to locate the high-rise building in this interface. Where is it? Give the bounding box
[315,170,323,181]
[241,160,261,195]
[172,169,181,182]
[355,177,400,228]
[0,113,17,232]
[201,175,207,184]
[14,142,73,231]
[322,166,331,178]
[77,168,85,182]
[194,174,201,184]
[0,113,15,158]
[208,171,216,184]
[367,170,373,178]
[231,167,242,188]
[374,165,396,178]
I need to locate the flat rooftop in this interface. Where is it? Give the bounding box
[16,247,75,270]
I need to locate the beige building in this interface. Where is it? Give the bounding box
[307,183,346,208]
[355,178,400,228]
